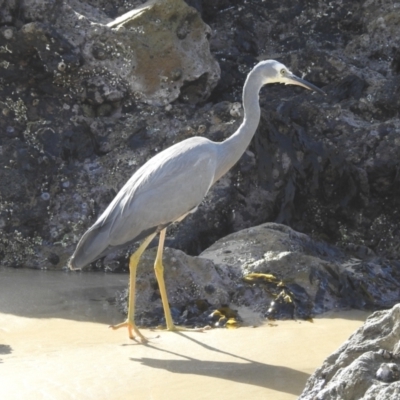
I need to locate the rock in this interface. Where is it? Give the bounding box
[201,223,400,319]
[299,304,400,400]
[115,246,236,327]
[0,0,219,107]
[0,0,220,268]
[0,0,399,287]
[116,223,400,326]
[106,0,220,105]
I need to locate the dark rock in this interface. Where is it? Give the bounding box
[0,0,398,323]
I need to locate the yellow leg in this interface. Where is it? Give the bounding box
[154,229,204,333]
[110,233,156,341]
[154,229,176,330]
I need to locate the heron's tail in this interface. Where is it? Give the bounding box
[68,257,81,271]
[69,220,163,270]
[69,222,112,270]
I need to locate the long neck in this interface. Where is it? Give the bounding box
[214,69,263,182]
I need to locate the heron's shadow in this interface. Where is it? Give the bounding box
[129,332,309,395]
[0,344,12,363]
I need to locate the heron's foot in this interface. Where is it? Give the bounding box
[165,324,210,333]
[109,320,148,342]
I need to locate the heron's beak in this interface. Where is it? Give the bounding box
[285,74,325,95]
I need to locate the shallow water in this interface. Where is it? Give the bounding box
[0,267,371,400]
[0,267,126,323]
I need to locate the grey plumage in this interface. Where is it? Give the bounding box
[69,60,323,339]
[71,137,218,268]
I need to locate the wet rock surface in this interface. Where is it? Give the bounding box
[299,304,400,400]
[0,0,399,319]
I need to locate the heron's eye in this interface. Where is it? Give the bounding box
[280,69,286,75]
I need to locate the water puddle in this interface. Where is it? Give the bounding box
[0,267,126,324]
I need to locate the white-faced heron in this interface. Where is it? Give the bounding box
[69,60,324,341]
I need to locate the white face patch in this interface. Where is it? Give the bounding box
[260,60,292,85]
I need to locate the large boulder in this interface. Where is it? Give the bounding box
[299,304,400,399]
[1,0,220,106]
[116,223,400,326]
[201,223,400,319]
[104,0,221,105]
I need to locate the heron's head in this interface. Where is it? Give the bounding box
[257,60,324,95]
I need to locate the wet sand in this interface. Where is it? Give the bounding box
[0,268,370,399]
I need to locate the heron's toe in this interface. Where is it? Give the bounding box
[109,320,148,342]
[167,324,209,333]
